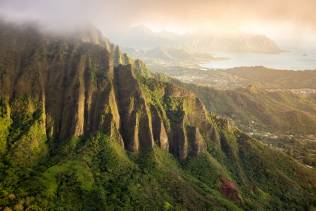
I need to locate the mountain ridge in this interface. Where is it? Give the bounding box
[0,22,315,210]
[110,25,282,54]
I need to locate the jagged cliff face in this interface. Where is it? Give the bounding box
[0,21,217,163]
[0,22,316,210]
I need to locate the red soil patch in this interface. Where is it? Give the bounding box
[219,177,241,203]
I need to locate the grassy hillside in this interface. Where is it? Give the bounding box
[183,84,316,135]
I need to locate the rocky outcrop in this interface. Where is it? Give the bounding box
[150,105,169,150]
[114,63,154,151]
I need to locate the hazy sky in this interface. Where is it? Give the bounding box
[1,0,316,48]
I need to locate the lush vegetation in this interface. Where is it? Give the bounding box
[0,131,242,210]
[1,93,316,210]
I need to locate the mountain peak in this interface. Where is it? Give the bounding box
[130,24,154,34]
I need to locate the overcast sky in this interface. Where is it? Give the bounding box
[1,0,316,48]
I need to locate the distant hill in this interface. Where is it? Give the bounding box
[125,47,220,66]
[227,67,316,89]
[110,25,282,54]
[151,65,316,90]
[182,83,316,135]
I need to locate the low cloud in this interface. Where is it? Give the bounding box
[0,0,315,46]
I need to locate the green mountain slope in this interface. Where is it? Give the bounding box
[182,84,316,135]
[0,21,316,210]
[178,81,316,167]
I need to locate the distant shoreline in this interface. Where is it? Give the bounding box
[200,51,316,71]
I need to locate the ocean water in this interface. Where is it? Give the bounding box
[202,50,316,70]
